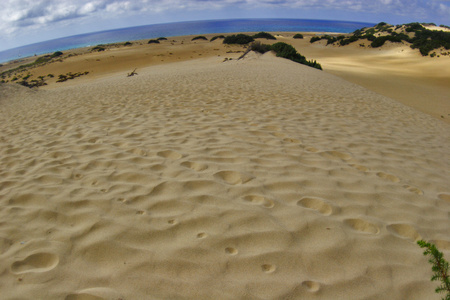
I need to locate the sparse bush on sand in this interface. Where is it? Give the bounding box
[249,41,272,54]
[417,240,450,300]
[270,42,322,70]
[293,34,304,39]
[210,35,225,42]
[124,42,132,46]
[148,39,160,44]
[253,32,276,40]
[223,34,255,45]
[192,36,207,41]
[91,45,106,52]
[157,37,167,41]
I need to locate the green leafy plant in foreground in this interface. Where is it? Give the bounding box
[417,240,450,300]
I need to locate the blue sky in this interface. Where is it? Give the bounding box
[1,0,449,52]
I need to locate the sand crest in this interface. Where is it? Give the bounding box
[0,52,449,299]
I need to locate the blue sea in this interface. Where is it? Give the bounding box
[0,18,374,63]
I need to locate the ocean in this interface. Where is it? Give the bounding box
[0,18,375,63]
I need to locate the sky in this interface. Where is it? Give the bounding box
[1,0,449,52]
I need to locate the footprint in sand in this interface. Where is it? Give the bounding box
[302,280,321,293]
[65,294,105,300]
[319,150,352,161]
[297,197,332,216]
[376,172,400,183]
[305,146,319,153]
[214,171,253,185]
[387,223,421,242]
[438,193,450,203]
[11,252,59,274]
[157,150,182,160]
[349,164,369,172]
[225,247,238,255]
[261,264,276,273]
[243,195,275,208]
[65,287,122,300]
[344,218,380,235]
[196,232,207,239]
[283,137,301,144]
[180,161,208,171]
[403,185,423,195]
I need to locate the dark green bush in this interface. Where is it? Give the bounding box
[310,36,322,43]
[157,37,167,41]
[293,33,304,39]
[91,45,106,52]
[223,34,254,45]
[249,41,271,54]
[51,51,63,57]
[148,39,160,44]
[210,35,225,42]
[124,42,132,46]
[270,42,322,70]
[253,32,276,40]
[192,36,207,41]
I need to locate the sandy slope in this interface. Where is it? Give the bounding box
[0,52,449,299]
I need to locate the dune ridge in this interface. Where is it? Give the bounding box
[0,52,449,299]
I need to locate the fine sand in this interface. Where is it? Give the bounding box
[0,36,449,300]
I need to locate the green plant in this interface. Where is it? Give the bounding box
[293,33,304,39]
[157,37,167,41]
[51,51,63,57]
[223,34,254,45]
[192,36,207,41]
[91,45,106,52]
[417,240,450,300]
[253,32,276,40]
[270,42,322,70]
[124,42,132,46]
[148,39,160,44]
[310,36,322,43]
[210,35,225,42]
[47,74,54,78]
[249,41,271,54]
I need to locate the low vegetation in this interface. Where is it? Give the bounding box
[91,45,106,52]
[293,33,304,39]
[310,22,450,56]
[223,34,255,45]
[124,42,132,46]
[192,36,208,41]
[210,35,225,42]
[417,240,450,299]
[241,41,322,70]
[157,37,167,41]
[253,32,276,40]
[148,39,160,44]
[56,71,89,82]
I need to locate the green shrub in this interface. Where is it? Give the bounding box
[293,33,304,39]
[310,36,322,43]
[124,42,132,46]
[47,74,54,78]
[51,51,63,57]
[192,36,207,41]
[223,34,254,45]
[417,240,450,299]
[210,35,225,42]
[91,45,106,52]
[270,42,322,70]
[253,32,276,40]
[249,41,271,54]
[148,39,160,44]
[157,37,167,41]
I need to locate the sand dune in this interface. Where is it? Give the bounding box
[0,51,449,299]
